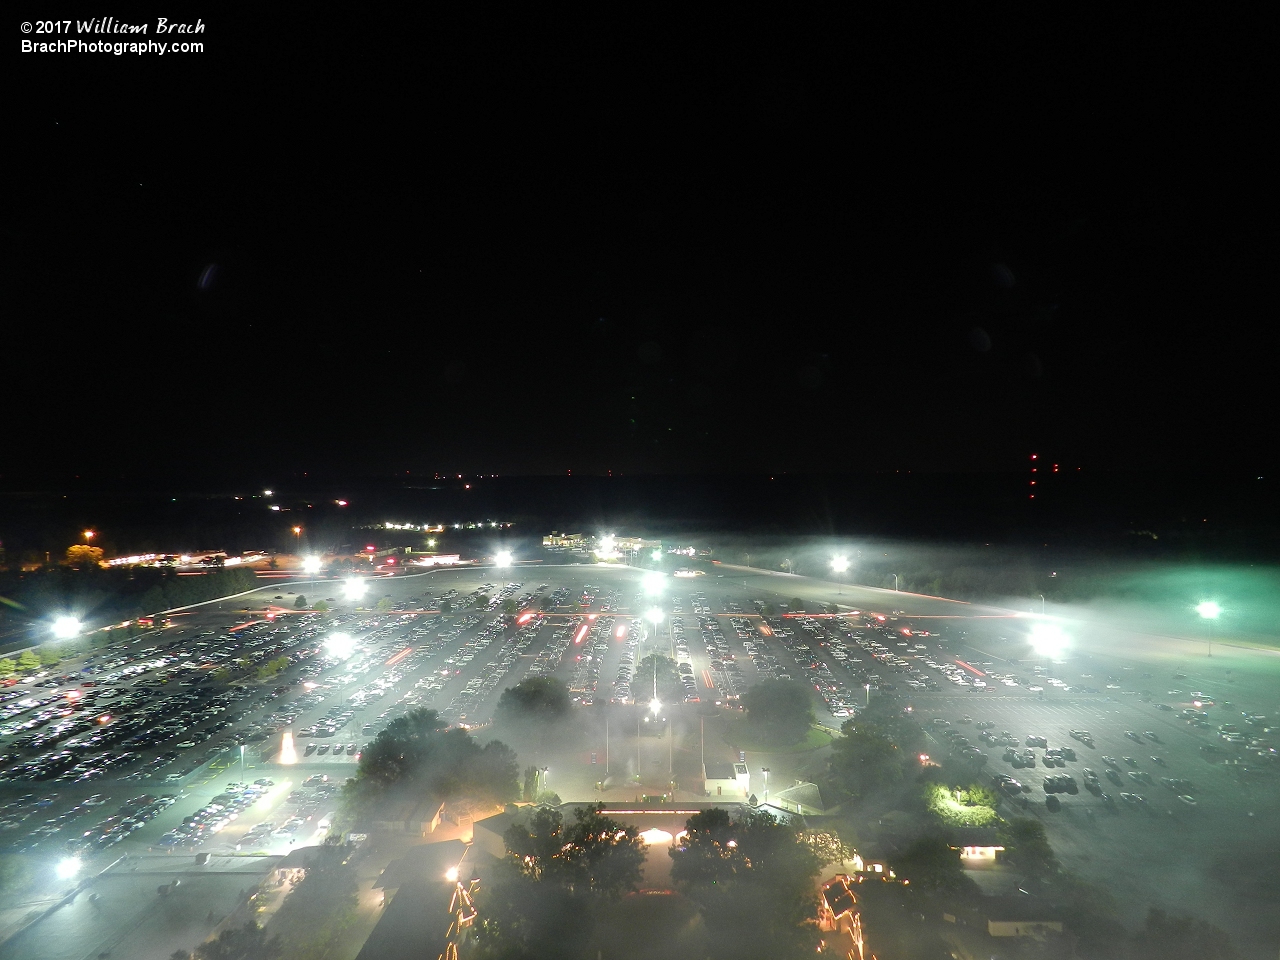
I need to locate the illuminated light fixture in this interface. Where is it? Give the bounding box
[52,616,82,640]
[302,556,322,574]
[326,633,356,659]
[56,857,81,880]
[651,549,662,561]
[279,730,297,764]
[645,607,664,627]
[642,571,666,595]
[1196,601,1221,620]
[445,866,460,882]
[335,500,348,506]
[1028,622,1068,659]
[639,828,673,845]
[343,579,367,602]
[264,489,273,496]
[831,556,849,574]
[83,530,96,540]
[649,697,662,714]
[495,551,513,567]
[270,505,281,511]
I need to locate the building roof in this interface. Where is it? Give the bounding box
[704,762,737,781]
[373,839,471,890]
[775,781,826,811]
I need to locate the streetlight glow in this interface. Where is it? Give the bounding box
[326,632,356,659]
[56,857,81,880]
[1196,601,1221,620]
[52,616,82,640]
[649,696,662,714]
[302,556,322,574]
[1028,622,1068,659]
[343,578,367,602]
[645,607,664,626]
[831,555,849,574]
[642,571,666,595]
[445,866,460,882]
[495,551,513,567]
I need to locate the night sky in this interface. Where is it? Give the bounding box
[11,13,1273,481]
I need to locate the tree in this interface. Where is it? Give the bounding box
[501,598,518,616]
[476,805,646,959]
[0,658,15,678]
[1132,908,1237,960]
[828,714,907,797]
[670,807,822,959]
[788,597,805,613]
[39,648,61,667]
[64,544,104,570]
[998,818,1059,880]
[17,650,40,673]
[634,653,682,705]
[192,920,282,960]
[294,595,308,610]
[439,598,453,614]
[497,677,572,724]
[760,602,776,618]
[894,835,977,897]
[741,679,814,745]
[345,708,518,812]
[471,593,490,608]
[374,596,393,613]
[312,599,329,612]
[522,765,538,801]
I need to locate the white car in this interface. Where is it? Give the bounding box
[1028,685,1044,692]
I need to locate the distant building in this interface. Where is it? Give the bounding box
[819,875,866,960]
[542,531,587,551]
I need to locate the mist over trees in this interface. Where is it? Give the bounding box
[343,708,518,814]
[741,679,814,746]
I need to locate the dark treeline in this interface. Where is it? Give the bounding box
[0,565,260,638]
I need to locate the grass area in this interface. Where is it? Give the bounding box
[720,719,835,753]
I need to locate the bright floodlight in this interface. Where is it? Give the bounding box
[651,549,662,561]
[445,866,460,882]
[302,556,322,574]
[56,857,81,880]
[600,535,615,552]
[831,555,850,574]
[1029,622,1068,658]
[52,616,82,640]
[649,696,662,714]
[642,571,666,595]
[645,607,664,626]
[495,551,513,567]
[1196,601,1221,620]
[326,632,356,659]
[343,578,367,602]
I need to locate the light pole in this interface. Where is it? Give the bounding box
[239,744,246,785]
[762,766,770,805]
[495,551,512,597]
[1197,601,1221,658]
[293,526,302,555]
[892,574,899,592]
[864,683,871,708]
[831,556,849,596]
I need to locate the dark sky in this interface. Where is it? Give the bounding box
[10,12,1274,481]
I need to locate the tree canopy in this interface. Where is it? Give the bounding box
[1132,908,1237,960]
[634,653,682,705]
[496,677,572,723]
[893,834,977,897]
[474,804,646,959]
[741,679,814,745]
[345,708,518,812]
[828,706,923,798]
[669,807,822,959]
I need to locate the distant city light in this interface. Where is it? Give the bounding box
[335,499,348,506]
[831,555,849,574]
[56,858,81,880]
[302,556,322,573]
[52,616,82,640]
[1196,601,1221,620]
[1028,622,1068,658]
[264,489,273,496]
[343,579,367,602]
[326,633,356,659]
